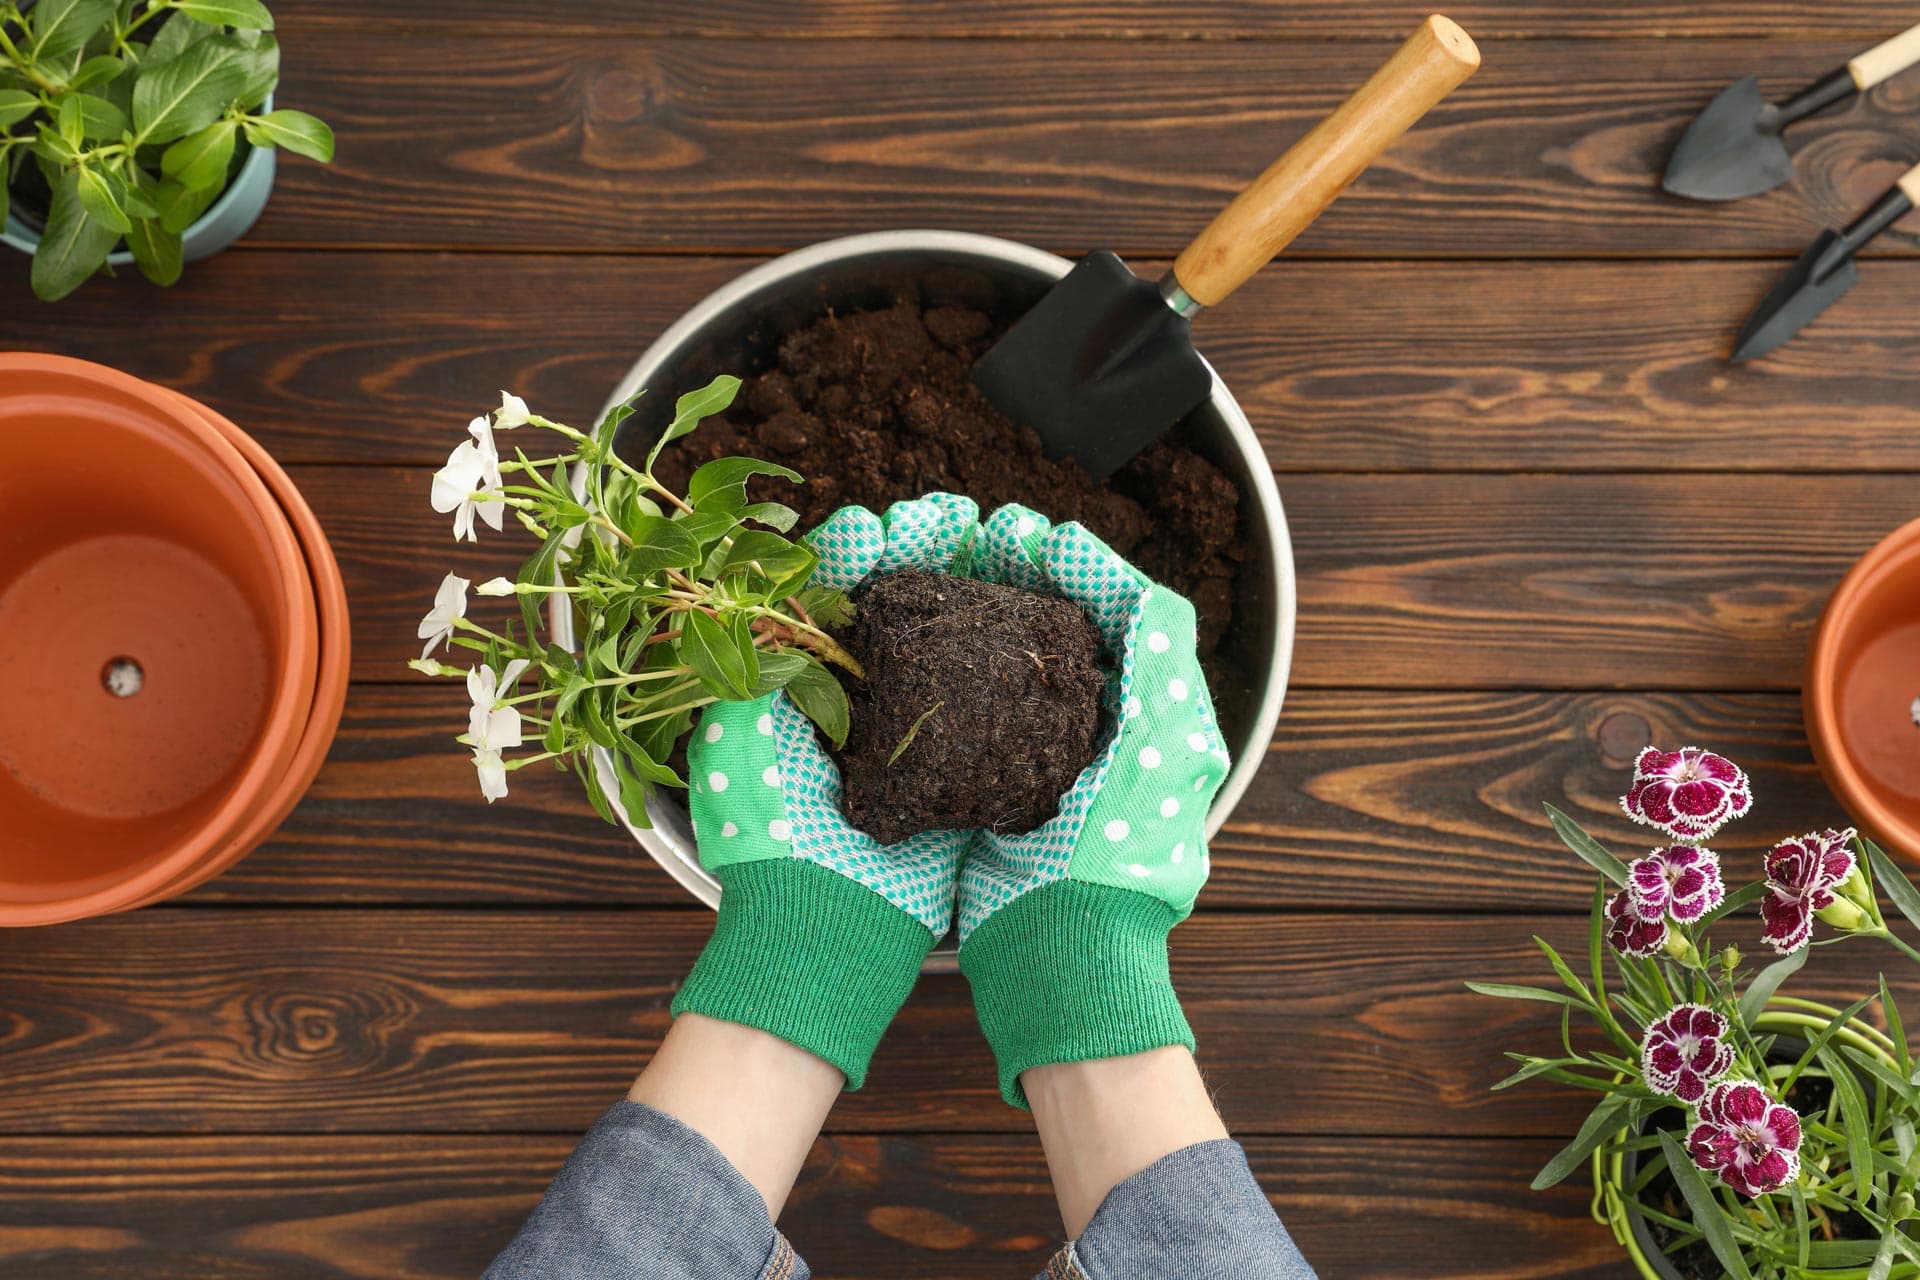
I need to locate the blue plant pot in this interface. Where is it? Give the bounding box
[2,99,278,270]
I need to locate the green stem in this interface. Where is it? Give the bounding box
[616,695,718,728]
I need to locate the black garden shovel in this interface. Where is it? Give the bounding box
[971,15,1480,480]
[1664,21,1920,202]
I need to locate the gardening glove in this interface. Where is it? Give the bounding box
[673,493,981,1089]
[957,504,1231,1107]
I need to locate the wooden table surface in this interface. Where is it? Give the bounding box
[5,3,1920,1276]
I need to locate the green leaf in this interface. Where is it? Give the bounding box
[73,162,130,232]
[644,374,741,471]
[144,11,217,65]
[670,509,740,557]
[1543,804,1628,886]
[783,654,850,749]
[132,36,250,144]
[0,89,39,130]
[1656,1132,1753,1280]
[678,609,753,701]
[686,455,802,513]
[514,528,568,642]
[621,514,701,576]
[1882,973,1910,1075]
[224,31,277,110]
[1867,841,1920,937]
[1698,879,1766,929]
[747,650,810,697]
[716,529,815,592]
[242,107,332,161]
[792,585,852,630]
[55,95,83,147]
[70,92,125,139]
[171,0,275,28]
[1531,1093,1630,1190]
[30,0,117,61]
[161,116,235,188]
[1840,1043,1918,1111]
[724,610,760,693]
[1738,946,1806,1029]
[739,501,800,533]
[124,216,181,285]
[1465,981,1581,1007]
[69,54,123,90]
[30,169,120,300]
[1818,1044,1876,1202]
[154,175,220,232]
[577,752,618,825]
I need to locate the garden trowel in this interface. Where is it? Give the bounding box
[971,14,1480,479]
[1664,22,1920,202]
[1731,162,1920,361]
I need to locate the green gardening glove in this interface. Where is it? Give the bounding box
[673,493,981,1089]
[957,505,1231,1107]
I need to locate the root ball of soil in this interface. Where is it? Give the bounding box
[836,569,1108,844]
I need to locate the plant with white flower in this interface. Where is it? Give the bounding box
[408,376,860,815]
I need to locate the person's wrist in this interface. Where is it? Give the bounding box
[671,858,934,1089]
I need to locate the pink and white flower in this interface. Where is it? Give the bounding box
[1627,845,1725,924]
[1686,1079,1801,1197]
[1640,1004,1734,1103]
[1760,828,1858,954]
[1621,747,1752,843]
[1604,890,1667,957]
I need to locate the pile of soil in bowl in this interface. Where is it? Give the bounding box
[653,300,1247,655]
[835,568,1108,844]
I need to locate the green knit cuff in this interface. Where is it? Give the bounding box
[671,858,935,1090]
[958,880,1194,1109]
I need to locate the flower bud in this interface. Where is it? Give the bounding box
[1836,863,1875,912]
[1721,945,1742,974]
[1664,931,1698,965]
[1816,898,1867,932]
[477,577,517,597]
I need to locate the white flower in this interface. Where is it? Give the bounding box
[495,391,530,428]
[464,658,530,804]
[476,576,517,597]
[431,418,506,542]
[417,573,470,659]
[472,746,509,802]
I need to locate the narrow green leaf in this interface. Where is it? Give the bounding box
[644,374,741,472]
[1657,1132,1753,1280]
[1869,1232,1900,1280]
[0,89,38,130]
[1465,981,1581,1007]
[1840,1043,1918,1111]
[678,609,752,701]
[1533,936,1596,1006]
[1531,1093,1630,1190]
[1490,1055,1592,1091]
[1738,946,1807,1029]
[784,654,850,749]
[30,0,117,61]
[1789,1181,1810,1271]
[1819,1043,1877,1193]
[241,107,332,161]
[1544,804,1628,885]
[514,529,568,643]
[577,752,617,825]
[1867,841,1920,937]
[161,117,235,188]
[124,216,181,285]
[171,0,274,29]
[132,36,250,144]
[30,169,120,300]
[1882,973,1910,1075]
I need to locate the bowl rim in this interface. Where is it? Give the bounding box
[561,229,1296,912]
[1806,513,1920,857]
[0,354,318,925]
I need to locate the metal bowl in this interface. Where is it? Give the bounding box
[565,230,1296,944]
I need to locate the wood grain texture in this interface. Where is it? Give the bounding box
[0,1133,1619,1280]
[194,687,1834,913]
[301,465,1913,688]
[0,909,1911,1139]
[12,254,1920,472]
[200,36,1920,256]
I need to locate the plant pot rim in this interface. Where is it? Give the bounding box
[0,354,318,926]
[120,389,351,909]
[1805,514,1920,863]
[554,229,1296,949]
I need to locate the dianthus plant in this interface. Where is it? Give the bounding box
[409,376,859,823]
[1474,747,1920,1279]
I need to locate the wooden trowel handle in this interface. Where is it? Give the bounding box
[1171,14,1479,309]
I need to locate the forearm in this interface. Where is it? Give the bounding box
[629,1012,842,1218]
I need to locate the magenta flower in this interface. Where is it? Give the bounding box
[1759,828,1858,955]
[1640,1004,1734,1103]
[1604,890,1667,957]
[1621,747,1752,843]
[1686,1079,1801,1197]
[1627,845,1725,924]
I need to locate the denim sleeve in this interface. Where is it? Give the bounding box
[1040,1138,1316,1280]
[484,1100,808,1280]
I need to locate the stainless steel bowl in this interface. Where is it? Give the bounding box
[566,230,1296,946]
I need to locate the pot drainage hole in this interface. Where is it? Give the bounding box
[102,657,144,698]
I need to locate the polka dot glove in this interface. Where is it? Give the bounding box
[671,493,981,1090]
[956,505,1231,1107]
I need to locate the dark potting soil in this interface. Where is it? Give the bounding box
[834,568,1107,845]
[652,300,1246,655]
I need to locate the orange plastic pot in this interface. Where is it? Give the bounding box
[1806,515,1920,862]
[0,354,317,925]
[120,391,350,909]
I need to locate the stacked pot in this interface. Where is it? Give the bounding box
[0,354,348,926]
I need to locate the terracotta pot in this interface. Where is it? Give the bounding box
[119,391,351,909]
[1806,516,1920,862]
[0,355,317,925]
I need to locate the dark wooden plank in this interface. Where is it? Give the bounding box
[195,35,1920,256]
[303,466,1912,689]
[10,253,1920,472]
[200,687,1836,913]
[0,1132,1619,1280]
[274,0,1920,40]
[0,909,1906,1138]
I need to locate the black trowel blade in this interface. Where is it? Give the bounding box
[971,250,1215,481]
[1732,230,1858,362]
[1663,75,1794,202]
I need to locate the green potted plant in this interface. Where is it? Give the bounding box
[1474,747,1920,1278]
[0,0,333,299]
